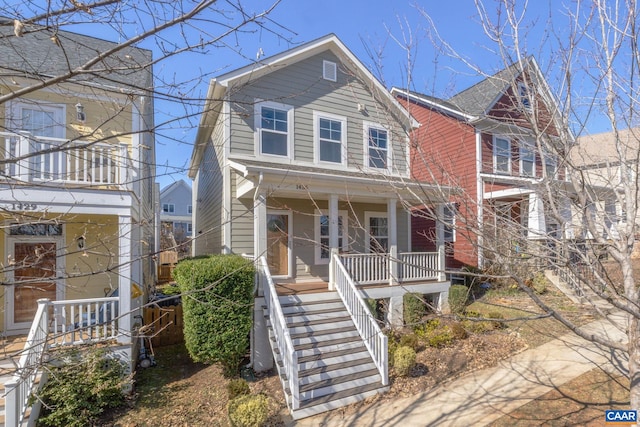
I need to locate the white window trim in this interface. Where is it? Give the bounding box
[254,99,294,159]
[7,100,66,139]
[364,121,392,171]
[545,154,558,179]
[519,142,536,178]
[493,135,511,174]
[518,82,532,110]
[443,204,456,243]
[313,111,347,166]
[163,203,175,213]
[267,209,293,279]
[364,211,388,253]
[323,60,337,82]
[314,209,348,264]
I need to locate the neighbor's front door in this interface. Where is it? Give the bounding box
[266,212,290,277]
[7,241,58,331]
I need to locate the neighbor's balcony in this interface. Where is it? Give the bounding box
[340,250,445,285]
[0,131,133,189]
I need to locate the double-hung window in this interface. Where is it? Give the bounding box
[545,154,557,179]
[519,142,535,177]
[366,123,389,169]
[315,210,347,263]
[443,204,456,242]
[257,101,292,157]
[493,136,511,174]
[366,213,388,253]
[315,112,345,164]
[163,203,175,213]
[188,205,192,214]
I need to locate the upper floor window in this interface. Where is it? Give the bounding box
[256,101,293,158]
[188,205,192,214]
[545,154,557,179]
[519,143,535,177]
[365,123,389,169]
[315,112,345,165]
[493,136,511,174]
[518,82,531,109]
[163,203,175,213]
[9,101,65,139]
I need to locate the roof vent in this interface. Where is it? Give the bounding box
[323,60,337,82]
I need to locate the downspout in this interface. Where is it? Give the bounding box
[249,171,265,371]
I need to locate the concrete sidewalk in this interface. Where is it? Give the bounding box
[293,313,628,427]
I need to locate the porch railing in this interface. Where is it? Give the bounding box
[257,256,299,410]
[332,254,388,385]
[340,251,441,285]
[0,131,131,187]
[340,253,389,284]
[3,297,121,426]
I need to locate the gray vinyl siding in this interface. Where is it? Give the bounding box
[229,172,255,255]
[227,50,410,175]
[192,124,225,256]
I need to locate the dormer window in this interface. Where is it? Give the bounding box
[518,82,531,109]
[323,60,337,82]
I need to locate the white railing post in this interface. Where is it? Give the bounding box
[16,133,30,181]
[4,377,18,427]
[438,245,446,281]
[328,251,335,291]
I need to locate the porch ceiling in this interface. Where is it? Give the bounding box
[230,158,455,205]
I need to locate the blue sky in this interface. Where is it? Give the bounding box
[57,0,597,188]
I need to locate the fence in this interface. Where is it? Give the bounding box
[143,305,184,347]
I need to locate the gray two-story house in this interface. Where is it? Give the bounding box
[188,34,453,419]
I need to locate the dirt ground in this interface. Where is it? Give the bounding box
[98,285,619,427]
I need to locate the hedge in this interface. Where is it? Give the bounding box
[173,254,255,376]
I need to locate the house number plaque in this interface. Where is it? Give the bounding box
[7,202,37,211]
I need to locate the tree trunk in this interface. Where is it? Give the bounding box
[629,314,640,411]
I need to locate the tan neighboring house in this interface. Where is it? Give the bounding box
[189,34,454,418]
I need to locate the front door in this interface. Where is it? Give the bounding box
[7,241,60,331]
[266,212,290,277]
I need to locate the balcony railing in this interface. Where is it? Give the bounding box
[0,131,131,187]
[340,251,443,285]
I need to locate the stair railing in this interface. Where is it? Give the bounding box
[332,253,388,386]
[258,256,299,410]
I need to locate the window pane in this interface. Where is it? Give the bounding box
[22,109,56,137]
[262,131,287,156]
[369,128,387,149]
[369,148,387,168]
[320,140,341,162]
[261,107,287,132]
[522,160,534,176]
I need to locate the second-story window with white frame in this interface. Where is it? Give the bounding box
[315,112,345,165]
[315,210,348,263]
[256,101,293,157]
[163,203,175,213]
[493,136,511,174]
[519,142,535,177]
[544,153,557,179]
[365,123,390,169]
[9,101,66,139]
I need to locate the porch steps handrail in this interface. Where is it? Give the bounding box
[4,298,50,427]
[258,256,299,410]
[332,254,388,386]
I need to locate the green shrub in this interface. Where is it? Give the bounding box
[393,346,416,377]
[403,293,425,326]
[526,272,548,294]
[228,394,270,427]
[451,322,468,340]
[487,311,506,329]
[37,347,128,427]
[173,254,255,376]
[386,330,400,366]
[399,333,420,351]
[365,298,378,317]
[448,285,469,314]
[414,319,441,339]
[427,326,453,348]
[227,378,250,400]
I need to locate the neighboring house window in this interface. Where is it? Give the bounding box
[323,60,337,82]
[11,102,66,138]
[519,143,535,177]
[545,154,557,179]
[315,112,345,164]
[443,204,456,243]
[493,136,511,174]
[256,101,293,157]
[366,213,388,253]
[188,205,192,214]
[163,203,175,213]
[187,223,193,234]
[365,124,389,169]
[518,82,531,109]
[315,210,347,263]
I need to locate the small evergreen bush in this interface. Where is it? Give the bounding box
[414,318,441,339]
[227,394,270,427]
[450,322,468,340]
[427,326,453,348]
[487,310,506,329]
[365,298,378,317]
[37,347,128,427]
[227,378,250,400]
[399,333,420,351]
[393,346,416,377]
[403,293,425,326]
[448,285,469,314]
[173,254,255,376]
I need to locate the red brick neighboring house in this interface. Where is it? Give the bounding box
[392,57,570,272]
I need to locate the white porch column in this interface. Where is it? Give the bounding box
[387,198,398,285]
[118,215,133,345]
[328,194,339,291]
[527,193,546,239]
[435,204,446,281]
[254,190,267,295]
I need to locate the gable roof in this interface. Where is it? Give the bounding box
[160,179,191,198]
[572,128,640,167]
[188,34,418,178]
[0,19,153,92]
